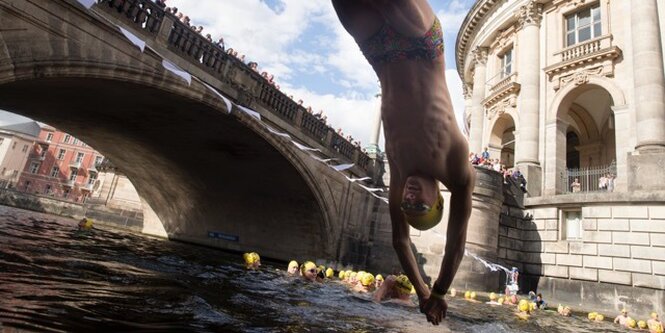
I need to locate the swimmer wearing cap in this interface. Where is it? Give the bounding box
[372,274,414,304]
[243,252,261,270]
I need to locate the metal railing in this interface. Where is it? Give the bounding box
[95,0,373,173]
[559,161,617,194]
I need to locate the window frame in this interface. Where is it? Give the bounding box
[57,149,66,160]
[565,3,602,47]
[69,169,78,182]
[50,166,60,178]
[29,162,40,174]
[75,152,85,163]
[561,209,583,241]
[499,47,513,79]
[63,134,71,144]
[46,133,53,142]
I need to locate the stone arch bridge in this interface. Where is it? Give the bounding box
[0,0,385,262]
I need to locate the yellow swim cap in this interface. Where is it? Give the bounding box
[595,314,604,321]
[489,292,497,301]
[375,274,384,281]
[470,291,477,300]
[79,218,93,230]
[652,312,659,319]
[497,297,504,305]
[288,260,298,271]
[326,267,334,278]
[518,299,529,312]
[338,270,346,279]
[360,273,374,286]
[403,192,444,231]
[349,271,357,279]
[529,302,537,311]
[627,318,637,328]
[464,291,471,299]
[395,275,413,295]
[300,261,316,276]
[588,312,597,320]
[638,320,647,329]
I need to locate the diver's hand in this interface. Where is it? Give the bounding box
[422,296,447,325]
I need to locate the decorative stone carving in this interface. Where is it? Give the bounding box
[516,0,543,30]
[472,47,489,66]
[556,66,603,90]
[487,96,517,121]
[463,83,473,99]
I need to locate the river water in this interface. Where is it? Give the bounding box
[0,205,632,332]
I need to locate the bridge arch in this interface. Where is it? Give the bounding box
[0,3,342,260]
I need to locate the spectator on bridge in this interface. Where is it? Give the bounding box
[512,169,527,192]
[166,6,178,15]
[205,33,212,42]
[215,37,225,50]
[154,0,166,9]
[571,178,581,193]
[248,62,258,71]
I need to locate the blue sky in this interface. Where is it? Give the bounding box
[167,0,476,149]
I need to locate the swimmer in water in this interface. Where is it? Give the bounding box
[372,274,414,305]
[648,312,664,333]
[287,260,299,275]
[300,261,318,282]
[77,217,93,231]
[243,252,261,270]
[614,309,632,327]
[354,272,376,293]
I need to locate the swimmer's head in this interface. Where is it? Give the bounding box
[621,308,628,315]
[401,176,443,231]
[497,297,504,305]
[300,261,317,281]
[470,291,477,300]
[588,312,597,320]
[450,288,456,297]
[489,292,497,301]
[360,273,375,287]
[595,314,604,322]
[78,218,93,230]
[326,267,334,278]
[287,260,299,274]
[375,274,384,287]
[338,270,346,279]
[394,275,413,295]
[638,320,648,329]
[627,319,637,329]
[518,299,529,313]
[652,312,659,320]
[464,291,471,299]
[243,252,261,269]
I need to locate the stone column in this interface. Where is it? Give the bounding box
[469,47,488,155]
[366,93,382,157]
[627,0,665,191]
[514,1,543,196]
[632,0,665,152]
[463,83,473,138]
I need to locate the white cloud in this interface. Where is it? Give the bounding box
[166,1,467,150]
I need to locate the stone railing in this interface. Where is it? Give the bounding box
[95,0,374,173]
[489,73,518,95]
[555,35,612,63]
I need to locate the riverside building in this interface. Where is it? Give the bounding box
[457,0,665,315]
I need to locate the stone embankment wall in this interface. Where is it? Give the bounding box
[0,189,143,231]
[501,192,665,318]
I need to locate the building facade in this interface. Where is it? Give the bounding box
[0,130,37,189]
[457,0,665,314]
[18,125,105,203]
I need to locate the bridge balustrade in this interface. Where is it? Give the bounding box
[300,111,330,143]
[97,0,164,35]
[95,0,374,172]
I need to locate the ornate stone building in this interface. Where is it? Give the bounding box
[457,0,665,315]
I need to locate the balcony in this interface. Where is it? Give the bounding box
[483,73,520,109]
[80,183,94,192]
[545,34,622,86]
[63,179,75,188]
[69,160,82,169]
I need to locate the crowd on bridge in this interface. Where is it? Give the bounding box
[151,0,366,153]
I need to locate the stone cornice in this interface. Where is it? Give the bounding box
[456,0,550,81]
[472,47,489,65]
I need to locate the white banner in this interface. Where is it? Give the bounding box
[118,26,145,52]
[235,105,261,120]
[292,141,320,152]
[265,125,291,139]
[161,60,192,85]
[358,183,383,192]
[77,0,95,9]
[345,176,371,182]
[330,163,354,171]
[309,154,335,163]
[200,81,233,114]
